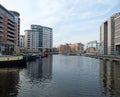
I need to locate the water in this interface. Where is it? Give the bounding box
[0,55,120,97]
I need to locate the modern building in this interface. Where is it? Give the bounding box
[10,11,20,48]
[85,40,99,53]
[100,12,120,55]
[114,13,120,55]
[24,25,53,52]
[0,4,20,54]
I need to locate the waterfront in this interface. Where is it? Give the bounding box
[0,55,120,97]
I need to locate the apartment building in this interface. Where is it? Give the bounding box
[10,11,20,48]
[100,12,120,55]
[114,13,120,55]
[0,4,20,54]
[25,25,53,52]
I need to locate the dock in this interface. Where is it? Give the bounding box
[82,53,120,62]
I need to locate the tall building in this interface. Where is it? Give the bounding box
[24,25,53,52]
[10,11,20,48]
[100,12,120,55]
[114,13,120,55]
[0,4,20,54]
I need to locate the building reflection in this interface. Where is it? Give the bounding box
[27,55,53,81]
[100,60,120,97]
[0,68,19,97]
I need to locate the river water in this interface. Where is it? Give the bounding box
[0,55,120,97]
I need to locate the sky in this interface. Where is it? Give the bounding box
[0,0,120,47]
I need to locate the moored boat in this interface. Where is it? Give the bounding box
[0,55,26,67]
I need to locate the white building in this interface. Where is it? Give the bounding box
[100,12,120,55]
[24,25,53,52]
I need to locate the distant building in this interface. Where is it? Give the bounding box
[24,25,53,52]
[68,43,84,51]
[100,12,120,55]
[57,43,84,53]
[57,45,65,53]
[85,41,99,53]
[0,4,20,54]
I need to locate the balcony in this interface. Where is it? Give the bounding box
[7,36,14,41]
[0,29,3,32]
[7,33,14,37]
[8,29,14,34]
[7,41,14,45]
[0,24,4,28]
[0,34,3,37]
[0,19,3,23]
[8,18,14,23]
[8,20,15,26]
[0,15,3,19]
[8,25,14,30]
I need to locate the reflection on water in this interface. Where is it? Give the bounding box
[27,55,53,82]
[52,55,101,97]
[100,60,120,97]
[17,55,54,97]
[0,55,120,97]
[0,68,19,97]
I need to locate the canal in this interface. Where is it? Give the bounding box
[0,55,120,97]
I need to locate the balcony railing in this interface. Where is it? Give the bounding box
[7,33,14,37]
[0,19,3,23]
[8,29,14,34]
[7,41,14,45]
[8,24,15,30]
[0,34,3,37]
[0,24,4,28]
[0,29,3,32]
[7,37,14,41]
[8,20,15,26]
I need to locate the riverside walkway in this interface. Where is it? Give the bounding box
[82,53,120,62]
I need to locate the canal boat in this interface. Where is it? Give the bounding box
[0,55,26,67]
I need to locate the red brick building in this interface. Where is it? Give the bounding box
[0,4,20,54]
[57,43,84,53]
